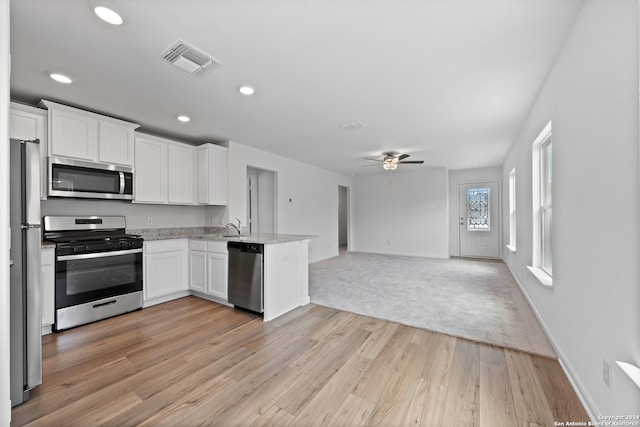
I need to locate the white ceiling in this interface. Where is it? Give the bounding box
[9,0,584,176]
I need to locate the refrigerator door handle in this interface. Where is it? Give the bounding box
[21,223,41,230]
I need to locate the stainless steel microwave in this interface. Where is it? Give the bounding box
[48,157,133,200]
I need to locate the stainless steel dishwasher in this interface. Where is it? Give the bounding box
[227,241,264,313]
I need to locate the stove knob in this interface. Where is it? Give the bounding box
[120,241,132,249]
[73,245,86,253]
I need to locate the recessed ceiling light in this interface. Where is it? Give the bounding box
[94,6,123,25]
[238,85,255,96]
[49,73,72,84]
[177,115,191,122]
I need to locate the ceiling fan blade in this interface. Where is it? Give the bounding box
[398,160,424,164]
[363,157,383,162]
[362,163,381,167]
[397,153,410,161]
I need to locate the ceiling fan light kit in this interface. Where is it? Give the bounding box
[383,161,398,171]
[365,152,424,171]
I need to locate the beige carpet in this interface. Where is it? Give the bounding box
[309,252,555,358]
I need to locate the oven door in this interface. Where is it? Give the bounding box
[55,248,142,310]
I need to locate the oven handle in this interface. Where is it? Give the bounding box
[57,248,142,261]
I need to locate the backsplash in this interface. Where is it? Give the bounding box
[41,198,209,229]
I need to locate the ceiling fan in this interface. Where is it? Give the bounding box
[364,153,425,171]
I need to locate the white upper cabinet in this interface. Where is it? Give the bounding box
[168,144,196,205]
[49,107,98,161]
[9,102,48,200]
[135,134,226,206]
[40,100,138,166]
[134,135,168,204]
[98,121,135,166]
[197,143,228,206]
[134,133,198,205]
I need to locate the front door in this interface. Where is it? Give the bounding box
[458,181,500,258]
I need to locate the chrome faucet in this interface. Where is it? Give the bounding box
[225,218,242,235]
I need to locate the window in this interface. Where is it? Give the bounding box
[466,187,490,231]
[528,121,552,286]
[508,168,516,251]
[540,137,552,274]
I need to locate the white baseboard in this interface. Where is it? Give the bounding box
[189,291,232,307]
[504,262,599,422]
[350,249,450,259]
[143,291,190,308]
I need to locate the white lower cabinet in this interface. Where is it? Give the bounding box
[188,240,228,302]
[188,248,207,294]
[41,248,55,331]
[207,252,228,300]
[144,239,188,304]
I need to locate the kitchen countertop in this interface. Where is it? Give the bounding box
[41,228,315,247]
[129,227,315,245]
[190,233,316,244]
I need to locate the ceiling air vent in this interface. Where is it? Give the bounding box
[159,39,223,77]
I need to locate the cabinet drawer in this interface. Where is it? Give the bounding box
[207,241,228,253]
[144,239,187,254]
[189,240,207,251]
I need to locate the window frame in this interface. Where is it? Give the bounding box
[528,121,553,287]
[540,137,552,275]
[507,167,516,252]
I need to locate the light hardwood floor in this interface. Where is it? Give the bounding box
[12,297,589,426]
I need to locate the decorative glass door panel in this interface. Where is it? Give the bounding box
[466,187,490,231]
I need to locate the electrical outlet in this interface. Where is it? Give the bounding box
[603,359,611,387]
[146,217,153,225]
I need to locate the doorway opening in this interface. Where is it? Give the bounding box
[247,167,277,234]
[338,185,349,254]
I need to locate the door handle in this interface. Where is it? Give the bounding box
[93,300,117,308]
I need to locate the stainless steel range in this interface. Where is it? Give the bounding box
[43,216,143,331]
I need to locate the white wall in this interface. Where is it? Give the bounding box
[224,141,353,263]
[502,0,640,417]
[1,0,11,422]
[257,168,275,233]
[351,167,449,258]
[448,167,502,256]
[41,199,207,230]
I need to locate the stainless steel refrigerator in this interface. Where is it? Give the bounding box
[9,138,42,406]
